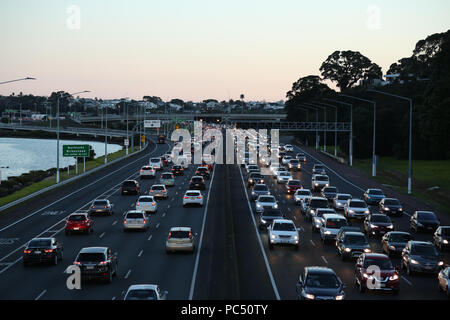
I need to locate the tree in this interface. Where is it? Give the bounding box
[320,50,381,91]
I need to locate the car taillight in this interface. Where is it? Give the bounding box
[152,202,156,206]
[189,232,193,239]
[104,205,107,208]
[136,202,140,206]
[168,232,172,239]
[140,170,144,173]
[44,249,53,253]
[190,180,193,183]
[24,250,31,254]
[123,220,127,224]
[184,196,189,199]
[84,220,89,223]
[74,261,81,265]
[136,187,138,191]
[99,261,107,265]
[197,196,202,199]
[91,205,95,208]
[142,220,146,224]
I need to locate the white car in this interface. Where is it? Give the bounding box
[312,208,337,232]
[320,214,348,243]
[333,193,352,211]
[136,196,157,213]
[273,167,288,179]
[311,174,330,191]
[140,165,156,179]
[255,195,278,213]
[344,199,370,220]
[281,156,293,165]
[277,171,293,184]
[124,284,168,300]
[284,144,294,152]
[123,210,150,231]
[268,219,300,250]
[183,190,204,207]
[294,189,312,206]
[149,157,163,171]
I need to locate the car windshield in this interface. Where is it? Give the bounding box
[28,239,51,248]
[310,199,329,208]
[173,166,181,169]
[326,219,347,229]
[250,173,263,179]
[290,160,299,164]
[350,201,367,208]
[442,228,450,236]
[259,197,275,203]
[93,200,108,206]
[411,244,439,257]
[273,223,296,231]
[254,185,268,191]
[126,212,144,219]
[314,165,325,170]
[197,168,207,172]
[384,199,400,206]
[418,212,437,220]
[288,180,301,186]
[364,258,393,270]
[297,190,311,196]
[150,158,160,163]
[390,233,412,242]
[186,192,200,196]
[305,273,340,288]
[323,187,337,193]
[77,252,105,262]
[152,186,165,190]
[68,215,87,221]
[369,190,384,195]
[125,289,157,300]
[316,176,328,181]
[138,197,154,202]
[122,181,136,187]
[344,235,367,245]
[141,167,153,171]
[263,210,283,217]
[370,215,391,223]
[337,195,351,201]
[170,231,190,238]
[162,174,173,179]
[191,178,203,183]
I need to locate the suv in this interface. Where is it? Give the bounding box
[195,167,210,180]
[251,184,270,201]
[401,241,444,275]
[89,199,113,215]
[364,214,394,237]
[140,165,156,179]
[410,211,440,233]
[149,157,163,171]
[311,174,329,191]
[255,195,278,214]
[171,165,184,176]
[305,197,329,221]
[434,226,450,252]
[259,208,285,230]
[287,159,301,171]
[320,214,348,243]
[355,253,400,294]
[121,180,140,195]
[268,219,300,250]
[333,193,352,211]
[336,232,371,261]
[74,247,118,283]
[166,227,195,253]
[296,267,345,300]
[23,237,63,266]
[381,231,412,256]
[149,184,168,199]
[123,210,150,232]
[344,199,370,221]
[321,186,338,202]
[363,188,385,205]
[189,176,206,190]
[294,189,312,206]
[312,164,326,175]
[248,172,264,187]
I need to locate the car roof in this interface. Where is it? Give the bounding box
[344,232,365,237]
[273,219,294,224]
[126,210,145,214]
[127,284,158,291]
[152,184,165,187]
[138,195,154,199]
[349,199,365,203]
[410,240,434,246]
[191,176,204,179]
[363,253,389,260]
[367,188,383,192]
[415,210,435,215]
[69,212,88,216]
[30,237,54,241]
[79,247,108,253]
[305,266,336,275]
[185,190,201,193]
[170,227,192,232]
[383,198,398,201]
[323,213,345,219]
[310,196,327,200]
[387,231,410,235]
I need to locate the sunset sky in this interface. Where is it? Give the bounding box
[1,0,449,102]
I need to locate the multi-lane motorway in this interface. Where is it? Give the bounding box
[0,135,448,300]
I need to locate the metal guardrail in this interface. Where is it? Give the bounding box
[234,121,351,132]
[0,124,129,137]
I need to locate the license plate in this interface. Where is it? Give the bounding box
[34,251,41,254]
[96,209,102,212]
[380,231,385,234]
[74,228,79,230]
[86,266,94,270]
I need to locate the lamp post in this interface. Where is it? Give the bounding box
[340,94,377,176]
[314,101,338,157]
[300,104,319,149]
[105,105,108,164]
[367,89,413,194]
[56,90,90,183]
[304,103,327,152]
[0,77,36,85]
[323,98,353,166]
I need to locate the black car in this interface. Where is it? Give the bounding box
[336,226,361,244]
[401,241,444,275]
[259,208,285,230]
[189,176,206,190]
[336,232,371,261]
[321,186,338,202]
[296,267,345,300]
[74,247,118,283]
[247,172,264,188]
[157,135,166,144]
[23,237,63,266]
[379,198,403,216]
[305,197,329,221]
[410,211,440,233]
[171,165,184,176]
[382,231,412,256]
[121,180,140,195]
[434,226,450,251]
[363,214,394,237]
[195,167,210,179]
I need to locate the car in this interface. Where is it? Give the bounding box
[305,197,329,221]
[296,153,307,163]
[149,157,163,171]
[74,247,118,283]
[333,193,352,211]
[174,154,190,168]
[381,231,412,256]
[438,267,450,298]
[259,208,285,230]
[283,144,293,152]
[139,165,156,179]
[123,210,150,231]
[281,155,293,165]
[23,237,63,266]
[65,213,94,235]
[278,151,287,161]
[251,184,271,201]
[247,168,261,177]
[285,179,302,194]
[296,267,345,300]
[171,165,184,176]
[363,188,385,205]
[160,172,175,187]
[336,231,371,261]
[149,184,168,199]
[287,159,301,171]
[255,195,278,214]
[379,198,403,216]
[268,219,300,250]
[248,172,264,187]
[89,199,114,216]
[121,180,140,195]
[195,167,211,179]
[163,153,173,166]
[410,211,440,233]
[344,199,370,221]
[320,214,348,243]
[294,189,312,206]
[246,164,260,173]
[401,241,444,275]
[136,195,157,214]
[124,284,168,300]
[311,174,329,191]
[276,171,293,184]
[312,164,326,175]
[363,214,394,237]
[269,163,281,176]
[355,253,400,294]
[311,208,336,232]
[166,227,195,253]
[189,176,206,190]
[273,167,288,179]
[183,190,204,207]
[434,226,450,251]
[157,135,166,144]
[336,226,361,244]
[321,186,338,202]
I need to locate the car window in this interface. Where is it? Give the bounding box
[170,231,191,238]
[305,273,340,288]
[259,197,275,203]
[337,195,351,201]
[441,228,450,236]
[68,215,87,221]
[369,190,384,195]
[344,234,367,245]
[186,192,200,196]
[364,258,393,270]
[126,212,145,219]
[191,177,203,182]
[325,219,347,229]
[411,244,438,256]
[77,252,105,262]
[125,290,158,300]
[349,201,367,208]
[93,200,108,205]
[28,239,51,247]
[152,185,165,190]
[316,176,329,181]
[297,190,311,195]
[384,199,400,205]
[417,212,437,220]
[370,215,391,223]
[138,197,154,202]
[310,199,329,208]
[122,181,136,187]
[254,185,268,191]
[389,233,412,242]
[273,223,296,231]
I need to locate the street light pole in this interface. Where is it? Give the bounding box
[0,77,36,85]
[304,103,327,152]
[314,101,338,157]
[105,106,108,164]
[300,104,319,149]
[340,94,377,176]
[367,89,413,194]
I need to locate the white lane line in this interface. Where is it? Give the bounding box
[162,212,166,218]
[167,205,171,209]
[112,297,116,300]
[310,240,316,247]
[147,235,152,241]
[321,256,328,264]
[155,223,160,229]
[138,250,143,258]
[401,276,413,286]
[112,221,117,226]
[124,269,131,279]
[237,167,281,300]
[130,204,134,208]
[188,164,216,300]
[35,290,47,300]
[99,232,105,238]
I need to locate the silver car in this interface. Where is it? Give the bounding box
[124,284,168,300]
[294,189,312,206]
[344,199,370,220]
[312,208,337,232]
[311,174,329,191]
[149,184,168,199]
[333,193,352,211]
[255,195,278,213]
[166,227,195,253]
[123,210,149,231]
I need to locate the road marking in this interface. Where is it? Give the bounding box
[35,290,47,300]
[124,269,131,279]
[112,221,117,226]
[138,250,143,258]
[401,276,413,286]
[112,297,116,300]
[130,204,134,208]
[288,208,292,212]
[310,240,316,247]
[321,256,328,264]
[162,212,166,218]
[155,223,160,229]
[99,232,105,238]
[148,235,152,241]
[167,205,171,209]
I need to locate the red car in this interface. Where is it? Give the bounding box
[286,180,302,194]
[65,213,94,235]
[355,253,400,294]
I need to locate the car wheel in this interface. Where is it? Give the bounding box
[60,251,63,261]
[53,254,58,266]
[406,264,413,276]
[107,270,113,283]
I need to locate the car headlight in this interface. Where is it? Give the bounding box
[335,294,344,301]
[274,204,278,209]
[294,235,299,240]
[399,208,403,211]
[261,219,267,224]
[271,234,276,239]
[364,248,371,253]
[324,231,331,235]
[310,209,315,214]
[443,240,449,244]
[410,259,419,264]
[438,261,444,266]
[417,222,423,227]
[326,184,329,187]
[256,204,261,208]
[387,225,394,229]
[349,210,354,213]
[315,183,319,186]
[365,210,370,214]
[304,293,315,300]
[344,248,351,252]
[389,274,399,281]
[384,207,390,211]
[370,224,378,228]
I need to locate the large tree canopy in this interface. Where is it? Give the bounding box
[319,50,382,91]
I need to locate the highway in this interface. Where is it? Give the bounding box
[0,135,448,300]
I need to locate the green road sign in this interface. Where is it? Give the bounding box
[63,144,90,157]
